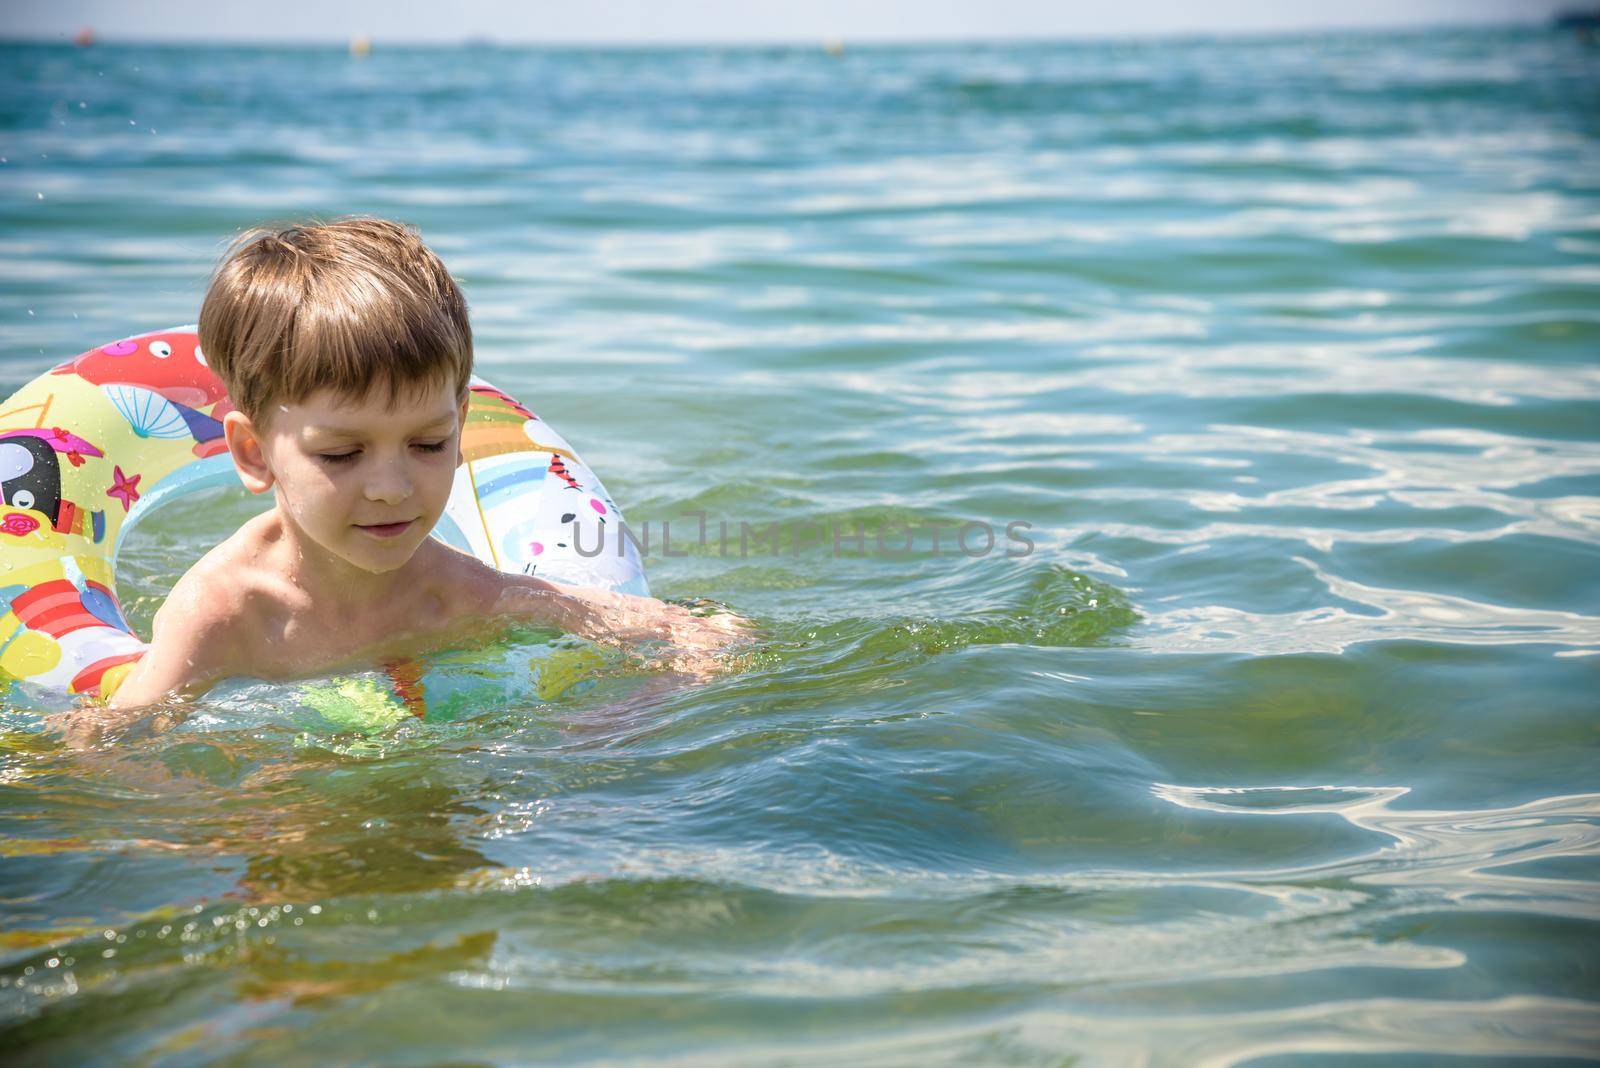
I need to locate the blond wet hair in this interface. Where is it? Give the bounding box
[198,217,473,424]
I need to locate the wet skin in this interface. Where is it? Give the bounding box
[87,379,748,719]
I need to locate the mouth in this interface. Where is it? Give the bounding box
[354,519,415,539]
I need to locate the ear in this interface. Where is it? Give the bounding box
[455,391,471,466]
[223,410,275,494]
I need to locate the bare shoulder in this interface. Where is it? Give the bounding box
[417,538,519,619]
[110,519,282,709]
[155,515,281,636]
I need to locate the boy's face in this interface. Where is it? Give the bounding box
[228,379,469,576]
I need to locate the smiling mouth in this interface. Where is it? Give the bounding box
[354,520,415,538]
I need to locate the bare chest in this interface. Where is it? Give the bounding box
[247,588,467,680]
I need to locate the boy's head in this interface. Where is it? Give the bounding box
[198,217,472,425]
[201,219,475,575]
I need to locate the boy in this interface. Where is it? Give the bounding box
[103,218,745,711]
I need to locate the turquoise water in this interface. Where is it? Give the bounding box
[3,26,1599,1064]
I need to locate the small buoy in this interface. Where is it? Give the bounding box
[349,35,371,57]
[823,38,844,57]
[73,26,95,47]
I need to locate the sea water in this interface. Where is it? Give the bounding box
[1,26,1597,1064]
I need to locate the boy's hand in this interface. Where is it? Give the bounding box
[493,579,754,678]
[542,586,751,676]
[44,701,187,750]
[617,597,752,676]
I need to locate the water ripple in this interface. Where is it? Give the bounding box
[3,24,1599,1065]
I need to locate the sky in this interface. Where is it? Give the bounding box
[0,0,1578,44]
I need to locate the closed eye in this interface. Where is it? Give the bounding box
[317,442,447,465]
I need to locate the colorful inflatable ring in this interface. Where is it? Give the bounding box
[0,326,647,707]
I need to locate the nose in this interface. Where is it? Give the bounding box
[364,456,412,505]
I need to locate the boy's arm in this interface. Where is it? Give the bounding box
[104,580,240,711]
[488,575,749,675]
[46,592,235,748]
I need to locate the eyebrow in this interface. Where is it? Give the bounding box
[303,412,459,438]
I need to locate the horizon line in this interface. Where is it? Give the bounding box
[0,16,1556,51]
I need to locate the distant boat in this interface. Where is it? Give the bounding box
[349,34,372,57]
[72,26,94,47]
